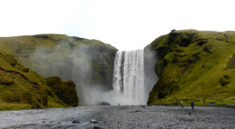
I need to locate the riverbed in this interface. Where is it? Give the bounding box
[0,106,235,129]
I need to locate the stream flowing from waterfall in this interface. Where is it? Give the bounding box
[112,50,146,105]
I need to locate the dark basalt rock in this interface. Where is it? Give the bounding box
[72,120,80,124]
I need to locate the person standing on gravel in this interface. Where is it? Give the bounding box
[191,101,195,110]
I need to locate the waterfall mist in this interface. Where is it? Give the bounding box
[144,47,159,100]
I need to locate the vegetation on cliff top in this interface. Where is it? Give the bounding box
[147,30,235,106]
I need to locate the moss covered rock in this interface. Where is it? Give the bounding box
[147,30,235,106]
[46,77,78,106]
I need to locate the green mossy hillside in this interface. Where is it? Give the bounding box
[0,49,78,110]
[147,30,235,106]
[0,34,117,91]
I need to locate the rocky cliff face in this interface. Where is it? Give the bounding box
[147,30,235,106]
[0,34,117,105]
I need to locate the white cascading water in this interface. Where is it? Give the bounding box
[112,50,146,105]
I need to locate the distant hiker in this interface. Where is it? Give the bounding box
[191,101,195,110]
[180,100,184,108]
[118,103,120,106]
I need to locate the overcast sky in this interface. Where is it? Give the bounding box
[0,0,235,50]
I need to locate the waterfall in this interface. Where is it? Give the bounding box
[112,50,146,105]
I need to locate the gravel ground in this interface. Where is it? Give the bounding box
[0,106,235,129]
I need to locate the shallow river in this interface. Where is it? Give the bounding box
[0,106,235,129]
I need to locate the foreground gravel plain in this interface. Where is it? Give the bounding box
[0,106,234,129]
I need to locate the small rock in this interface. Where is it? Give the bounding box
[93,126,102,129]
[90,119,98,124]
[188,111,192,115]
[49,121,55,123]
[97,101,111,106]
[72,120,80,124]
[134,110,141,112]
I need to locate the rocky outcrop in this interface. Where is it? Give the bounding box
[147,30,235,106]
[45,77,78,106]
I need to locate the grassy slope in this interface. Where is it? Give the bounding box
[0,48,78,110]
[147,30,235,106]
